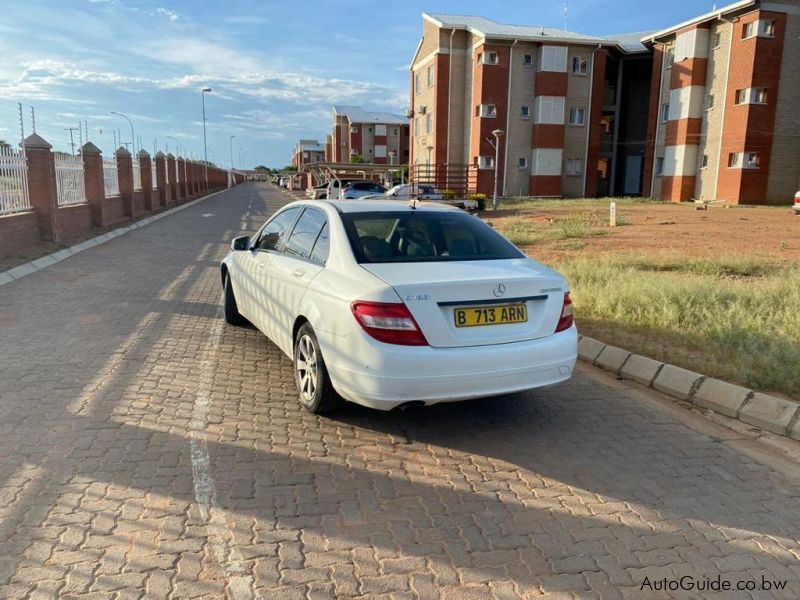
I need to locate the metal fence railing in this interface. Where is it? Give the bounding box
[103,158,119,196]
[132,160,142,191]
[54,155,87,206]
[0,145,31,215]
[151,162,158,189]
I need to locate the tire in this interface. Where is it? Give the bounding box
[223,272,248,326]
[294,323,343,414]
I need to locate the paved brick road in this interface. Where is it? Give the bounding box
[1,183,799,599]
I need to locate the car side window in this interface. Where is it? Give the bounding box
[309,222,330,265]
[256,207,301,251]
[283,208,327,261]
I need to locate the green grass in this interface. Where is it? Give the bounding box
[495,213,609,245]
[552,254,800,399]
[499,196,661,211]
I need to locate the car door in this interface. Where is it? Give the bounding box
[266,208,330,355]
[245,207,302,338]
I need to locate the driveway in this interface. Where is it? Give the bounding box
[1,183,799,599]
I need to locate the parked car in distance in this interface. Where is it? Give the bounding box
[342,181,386,199]
[307,184,328,199]
[326,177,365,200]
[220,200,577,414]
[794,191,800,214]
[278,177,289,188]
[363,183,443,201]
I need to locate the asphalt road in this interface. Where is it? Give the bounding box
[1,183,799,599]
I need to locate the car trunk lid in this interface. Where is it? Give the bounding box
[361,259,566,348]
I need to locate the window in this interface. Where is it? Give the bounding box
[342,211,524,264]
[665,47,675,68]
[566,158,583,175]
[309,223,329,264]
[713,32,722,48]
[746,19,776,38]
[520,105,530,119]
[571,56,588,75]
[427,65,435,87]
[745,152,760,168]
[415,72,421,93]
[540,46,568,72]
[480,51,499,65]
[661,103,670,123]
[656,157,664,176]
[350,148,359,155]
[523,53,533,66]
[375,124,387,136]
[736,87,767,105]
[350,125,358,134]
[375,144,387,158]
[531,148,563,176]
[518,157,528,170]
[283,208,327,262]
[701,154,709,168]
[761,20,776,37]
[729,151,761,168]
[706,94,715,110]
[478,155,494,170]
[426,113,433,133]
[256,207,301,251]
[728,152,741,168]
[477,104,497,118]
[393,128,398,135]
[568,107,585,126]
[535,96,565,124]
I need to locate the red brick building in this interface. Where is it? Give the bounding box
[410,0,800,204]
[291,139,325,170]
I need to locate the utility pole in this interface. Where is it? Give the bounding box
[64,127,79,156]
[490,129,504,211]
[201,87,212,186]
[30,106,36,134]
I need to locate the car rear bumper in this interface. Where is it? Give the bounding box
[323,326,578,410]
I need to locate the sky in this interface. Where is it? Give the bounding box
[0,0,711,168]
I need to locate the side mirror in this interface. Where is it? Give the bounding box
[231,235,250,251]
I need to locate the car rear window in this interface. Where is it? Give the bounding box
[341,211,524,263]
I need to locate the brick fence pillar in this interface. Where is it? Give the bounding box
[116,146,134,218]
[138,150,153,211]
[165,153,176,206]
[81,142,106,227]
[187,161,196,198]
[154,152,168,208]
[177,157,187,202]
[23,133,59,243]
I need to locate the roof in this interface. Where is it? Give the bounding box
[642,0,755,42]
[333,105,408,125]
[299,142,325,152]
[423,13,655,53]
[319,199,457,213]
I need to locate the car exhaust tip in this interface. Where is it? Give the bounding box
[395,401,426,412]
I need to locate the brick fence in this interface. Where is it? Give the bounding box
[0,133,245,257]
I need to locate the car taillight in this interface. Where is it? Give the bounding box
[351,301,429,346]
[555,292,574,333]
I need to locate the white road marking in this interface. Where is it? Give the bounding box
[201,213,215,218]
[190,300,261,600]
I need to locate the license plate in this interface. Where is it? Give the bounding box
[454,304,528,328]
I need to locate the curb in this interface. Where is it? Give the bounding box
[579,335,800,441]
[0,189,228,288]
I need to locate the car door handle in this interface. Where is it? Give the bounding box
[291,269,306,278]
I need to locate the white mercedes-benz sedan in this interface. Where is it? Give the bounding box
[220,200,577,414]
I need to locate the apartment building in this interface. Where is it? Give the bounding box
[291,139,326,170]
[330,105,410,164]
[645,0,800,203]
[410,0,800,204]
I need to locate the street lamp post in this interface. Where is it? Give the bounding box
[201,87,212,187]
[491,129,504,211]
[228,135,235,188]
[167,136,182,157]
[110,111,135,155]
[426,145,434,190]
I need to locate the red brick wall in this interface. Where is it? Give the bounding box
[57,203,93,243]
[470,44,510,195]
[643,46,664,197]
[350,123,362,160]
[0,212,40,255]
[530,176,563,196]
[104,196,126,226]
[585,50,608,197]
[434,53,450,165]
[717,10,786,204]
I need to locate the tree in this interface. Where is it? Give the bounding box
[283,165,298,172]
[350,154,365,164]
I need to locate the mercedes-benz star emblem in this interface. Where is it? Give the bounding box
[492,283,506,297]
